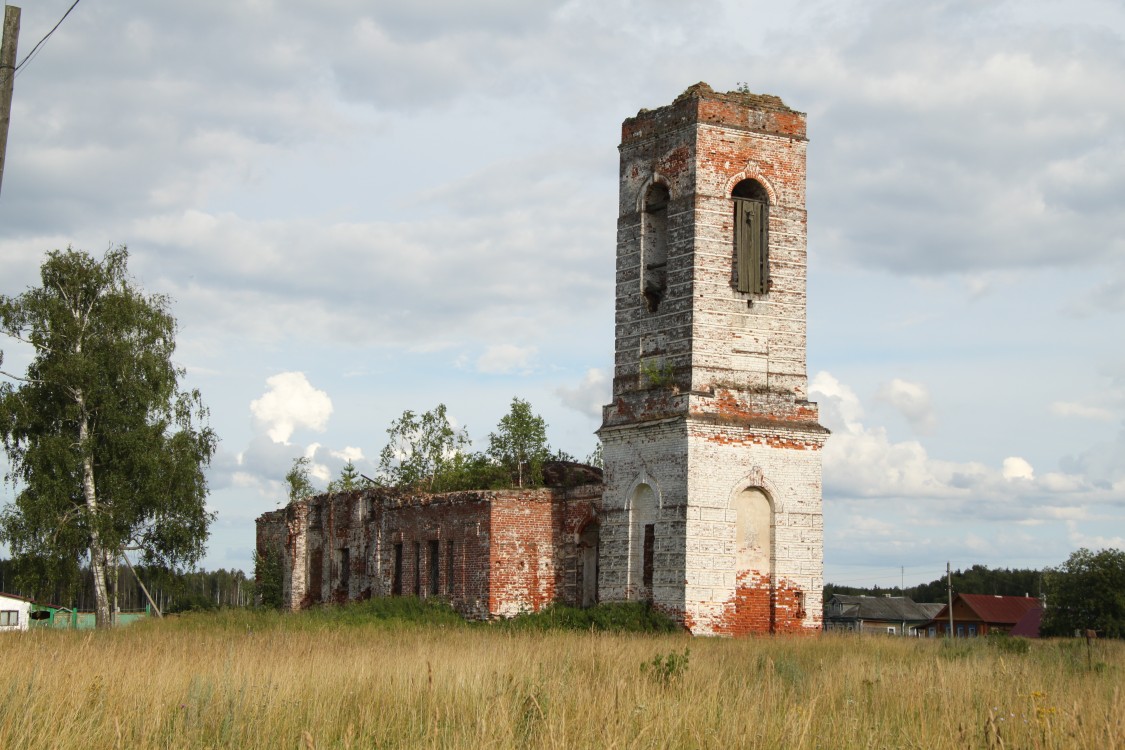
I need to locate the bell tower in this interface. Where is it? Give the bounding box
[598,83,827,634]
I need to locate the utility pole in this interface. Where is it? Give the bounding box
[946,561,954,637]
[0,5,20,198]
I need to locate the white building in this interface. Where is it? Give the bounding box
[0,592,33,632]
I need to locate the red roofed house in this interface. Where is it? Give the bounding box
[922,593,1042,638]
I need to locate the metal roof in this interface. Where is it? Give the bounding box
[827,594,939,622]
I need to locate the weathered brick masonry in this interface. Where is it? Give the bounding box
[256,477,602,620]
[255,83,826,635]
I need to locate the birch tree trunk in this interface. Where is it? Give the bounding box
[78,390,111,628]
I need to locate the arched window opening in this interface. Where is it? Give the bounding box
[629,483,658,601]
[641,183,670,312]
[732,179,769,295]
[732,486,773,583]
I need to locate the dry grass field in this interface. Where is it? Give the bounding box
[1,607,1121,749]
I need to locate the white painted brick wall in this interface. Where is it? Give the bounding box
[600,86,826,635]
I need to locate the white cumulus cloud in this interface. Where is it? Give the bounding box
[1050,401,1114,421]
[331,446,364,463]
[557,368,610,419]
[249,372,333,443]
[1002,456,1035,481]
[476,344,537,374]
[877,378,936,433]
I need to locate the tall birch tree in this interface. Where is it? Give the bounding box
[0,247,217,627]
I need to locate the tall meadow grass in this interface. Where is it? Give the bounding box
[1,606,1121,748]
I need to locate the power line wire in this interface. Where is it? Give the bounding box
[0,0,83,88]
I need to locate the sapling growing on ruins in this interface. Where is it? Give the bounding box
[378,404,470,492]
[285,456,317,504]
[488,397,550,488]
[327,460,372,493]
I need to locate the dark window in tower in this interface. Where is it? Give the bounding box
[641,183,670,312]
[732,179,769,295]
[642,523,655,592]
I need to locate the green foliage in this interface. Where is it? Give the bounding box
[488,398,550,488]
[379,404,470,492]
[763,651,806,689]
[0,247,217,627]
[253,549,284,609]
[0,557,252,611]
[325,460,373,494]
[642,648,690,685]
[988,632,1031,655]
[497,602,681,633]
[1041,547,1125,638]
[1,553,83,604]
[436,451,509,492]
[284,456,317,504]
[585,442,603,469]
[166,590,220,614]
[937,639,975,660]
[640,359,674,388]
[825,564,1044,604]
[303,596,466,628]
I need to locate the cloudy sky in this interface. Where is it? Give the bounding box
[1,0,1123,588]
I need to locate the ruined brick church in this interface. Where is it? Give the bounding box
[256,83,827,635]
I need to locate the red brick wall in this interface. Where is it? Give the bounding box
[377,493,493,620]
[704,573,813,636]
[489,491,556,616]
[488,487,601,617]
[263,485,601,621]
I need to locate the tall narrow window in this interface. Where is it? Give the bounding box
[445,540,454,596]
[578,521,600,608]
[630,483,657,601]
[336,548,350,591]
[642,523,655,592]
[732,179,769,294]
[392,543,403,595]
[414,542,422,595]
[428,540,440,597]
[641,183,670,312]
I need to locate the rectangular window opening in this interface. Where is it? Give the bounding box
[445,540,454,596]
[414,542,422,596]
[642,523,655,591]
[734,198,769,295]
[337,548,350,591]
[392,543,403,596]
[428,540,440,597]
